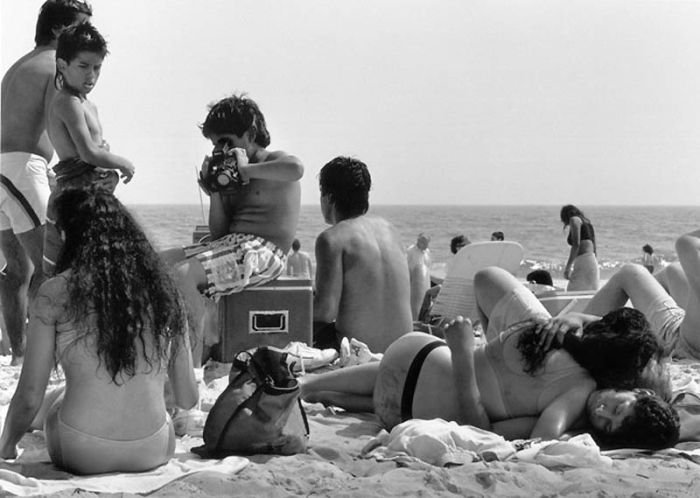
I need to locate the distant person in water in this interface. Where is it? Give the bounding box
[407,233,432,320]
[160,94,303,365]
[286,238,314,280]
[491,231,505,241]
[560,204,599,291]
[0,190,198,474]
[44,21,136,276]
[1,0,93,366]
[641,244,660,274]
[313,156,412,353]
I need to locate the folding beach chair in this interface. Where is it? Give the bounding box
[428,241,524,324]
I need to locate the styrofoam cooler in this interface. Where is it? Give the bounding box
[217,277,313,361]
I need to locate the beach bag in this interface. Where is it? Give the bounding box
[192,346,309,457]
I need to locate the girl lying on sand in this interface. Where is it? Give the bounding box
[301,266,679,450]
[0,190,198,474]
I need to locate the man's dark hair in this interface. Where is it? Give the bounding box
[595,393,680,450]
[201,94,271,147]
[526,269,553,286]
[292,239,301,251]
[56,21,107,62]
[450,235,469,254]
[319,156,371,218]
[35,0,92,46]
[55,22,107,91]
[491,231,504,241]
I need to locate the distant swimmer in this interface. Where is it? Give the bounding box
[43,22,136,276]
[490,231,504,241]
[560,204,599,291]
[313,156,413,353]
[1,0,93,365]
[287,238,314,280]
[161,94,303,365]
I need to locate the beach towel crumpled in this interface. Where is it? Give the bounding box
[361,418,516,466]
[511,433,612,467]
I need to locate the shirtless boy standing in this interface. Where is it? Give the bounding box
[44,22,135,275]
[0,0,92,365]
[313,156,413,353]
[162,94,303,364]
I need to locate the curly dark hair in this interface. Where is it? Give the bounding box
[200,93,271,147]
[319,156,371,218]
[55,22,108,91]
[53,189,187,383]
[594,393,680,450]
[518,308,669,400]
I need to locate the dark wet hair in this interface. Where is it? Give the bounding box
[54,189,187,384]
[319,156,371,218]
[642,244,654,255]
[491,231,504,241]
[35,0,92,46]
[594,393,680,450]
[526,269,553,286]
[450,235,469,254]
[55,22,107,90]
[518,308,670,400]
[560,204,591,226]
[200,94,271,147]
[292,239,301,251]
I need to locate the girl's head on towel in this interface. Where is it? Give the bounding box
[587,388,680,450]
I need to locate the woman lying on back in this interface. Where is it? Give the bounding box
[0,189,198,474]
[302,267,679,450]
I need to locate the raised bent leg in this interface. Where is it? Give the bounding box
[654,262,690,310]
[676,231,700,355]
[584,263,667,317]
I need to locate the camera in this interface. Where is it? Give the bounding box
[201,143,245,193]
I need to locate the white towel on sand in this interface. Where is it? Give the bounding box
[362,419,612,468]
[0,439,248,496]
[362,419,516,466]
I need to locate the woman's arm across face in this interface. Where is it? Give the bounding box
[530,381,595,440]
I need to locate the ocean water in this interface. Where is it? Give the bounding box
[128,204,700,280]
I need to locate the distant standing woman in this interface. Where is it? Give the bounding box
[560,204,599,291]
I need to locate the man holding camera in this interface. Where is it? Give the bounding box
[162,94,303,364]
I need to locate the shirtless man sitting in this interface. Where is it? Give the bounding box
[161,94,303,365]
[0,0,92,365]
[313,156,413,353]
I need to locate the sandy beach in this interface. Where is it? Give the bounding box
[0,352,697,497]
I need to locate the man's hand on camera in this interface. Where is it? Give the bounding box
[232,148,250,184]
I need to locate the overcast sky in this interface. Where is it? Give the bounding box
[3,0,700,205]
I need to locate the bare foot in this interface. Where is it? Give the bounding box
[442,316,474,351]
[10,354,23,367]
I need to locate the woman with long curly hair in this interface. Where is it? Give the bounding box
[300,266,679,450]
[0,189,198,474]
[560,204,599,291]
